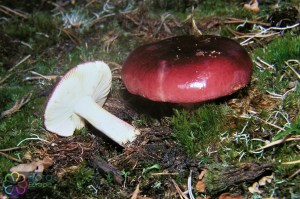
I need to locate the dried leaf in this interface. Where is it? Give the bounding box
[196,180,206,193]
[198,168,208,180]
[248,182,261,194]
[244,0,260,13]
[196,169,208,192]
[10,157,53,173]
[219,193,243,199]
[131,184,140,199]
[258,173,274,186]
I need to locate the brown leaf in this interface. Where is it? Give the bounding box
[248,182,261,194]
[196,169,208,192]
[259,173,274,186]
[131,184,140,199]
[10,157,53,173]
[219,193,243,199]
[196,180,206,193]
[244,0,260,13]
[198,168,208,180]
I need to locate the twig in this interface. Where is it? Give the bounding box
[23,71,61,81]
[0,151,23,163]
[253,115,285,131]
[23,75,60,81]
[171,179,189,199]
[240,23,300,46]
[0,146,27,152]
[0,5,28,19]
[190,7,202,36]
[250,135,300,152]
[0,73,13,85]
[0,55,31,85]
[151,172,179,176]
[62,29,81,45]
[0,93,32,119]
[266,85,297,100]
[256,56,275,70]
[225,17,270,26]
[90,13,115,28]
[282,160,300,165]
[237,32,280,39]
[8,54,31,72]
[285,60,300,80]
[288,169,300,179]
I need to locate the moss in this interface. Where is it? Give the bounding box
[0,71,48,172]
[282,86,300,120]
[193,1,240,19]
[252,34,300,92]
[171,104,229,157]
[49,163,94,198]
[3,11,60,41]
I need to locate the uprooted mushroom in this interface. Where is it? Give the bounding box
[44,61,140,146]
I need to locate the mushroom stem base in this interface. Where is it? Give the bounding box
[74,96,139,146]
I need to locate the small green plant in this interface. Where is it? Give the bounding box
[171,104,229,157]
[3,11,60,53]
[121,170,130,187]
[273,116,300,140]
[142,164,161,176]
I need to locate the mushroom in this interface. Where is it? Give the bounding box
[44,61,139,146]
[121,35,253,104]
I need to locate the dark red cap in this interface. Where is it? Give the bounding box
[122,35,253,103]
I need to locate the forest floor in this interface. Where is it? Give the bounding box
[0,0,299,198]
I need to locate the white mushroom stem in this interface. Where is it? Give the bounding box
[74,96,139,146]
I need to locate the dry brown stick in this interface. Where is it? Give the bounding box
[0,93,32,119]
[0,151,23,163]
[171,179,189,199]
[240,23,300,45]
[224,17,270,26]
[254,116,286,131]
[282,160,300,165]
[90,13,116,28]
[0,55,31,85]
[228,28,247,36]
[0,73,13,85]
[236,32,280,38]
[23,75,60,81]
[0,5,28,18]
[0,146,27,152]
[151,172,179,176]
[8,55,31,72]
[251,136,300,152]
[62,29,81,45]
[289,169,300,179]
[285,60,300,80]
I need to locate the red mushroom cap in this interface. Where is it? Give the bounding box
[121,35,253,103]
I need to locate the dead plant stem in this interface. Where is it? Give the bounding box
[0,151,23,163]
[0,146,27,152]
